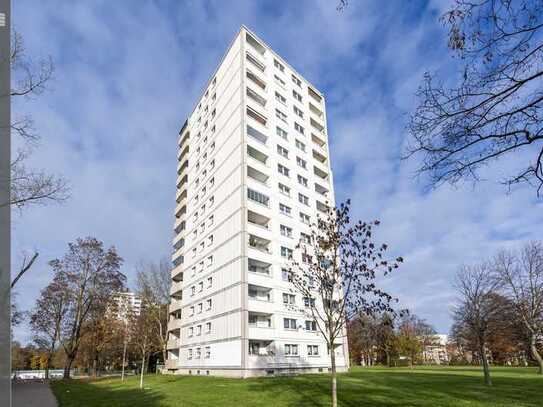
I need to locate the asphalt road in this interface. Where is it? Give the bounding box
[12,381,58,407]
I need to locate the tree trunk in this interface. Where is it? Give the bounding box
[121,338,128,381]
[139,351,146,390]
[63,355,75,379]
[330,345,337,407]
[385,350,390,367]
[480,343,492,386]
[92,356,98,378]
[530,334,543,375]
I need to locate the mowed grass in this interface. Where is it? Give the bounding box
[50,366,543,407]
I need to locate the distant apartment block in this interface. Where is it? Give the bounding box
[166,26,349,377]
[112,291,142,320]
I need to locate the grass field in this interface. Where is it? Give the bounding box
[50,366,542,407]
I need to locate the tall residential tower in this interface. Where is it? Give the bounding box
[166,26,349,377]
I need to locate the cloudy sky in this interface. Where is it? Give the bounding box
[12,0,543,343]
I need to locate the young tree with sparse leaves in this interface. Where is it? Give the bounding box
[288,199,404,407]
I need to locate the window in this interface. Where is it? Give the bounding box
[292,75,302,87]
[292,89,302,103]
[275,92,286,105]
[278,183,290,196]
[189,327,194,337]
[283,317,297,329]
[191,266,196,277]
[293,106,304,118]
[307,345,319,355]
[301,233,311,244]
[207,276,213,288]
[199,241,205,252]
[247,87,266,107]
[279,203,291,216]
[285,344,299,356]
[206,299,212,310]
[274,74,286,87]
[275,109,287,123]
[188,349,193,359]
[197,325,202,336]
[297,156,307,169]
[276,126,288,140]
[274,59,285,72]
[281,246,293,258]
[300,212,311,224]
[207,255,213,267]
[305,321,317,332]
[248,188,270,206]
[210,159,215,169]
[205,346,211,359]
[295,139,306,152]
[304,297,316,307]
[192,248,197,258]
[277,164,290,177]
[196,348,201,359]
[298,193,309,206]
[197,303,203,313]
[199,281,204,292]
[280,224,293,238]
[277,145,289,158]
[246,70,266,90]
[209,196,215,206]
[294,122,305,135]
[209,177,215,187]
[199,223,205,235]
[247,106,267,126]
[207,235,214,246]
[282,268,293,282]
[298,175,308,187]
[205,322,211,333]
[191,286,196,296]
[189,306,195,316]
[208,215,214,227]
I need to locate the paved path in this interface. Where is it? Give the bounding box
[12,381,58,407]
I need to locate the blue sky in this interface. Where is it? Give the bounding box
[12,0,543,343]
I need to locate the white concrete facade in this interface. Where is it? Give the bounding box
[166,26,349,377]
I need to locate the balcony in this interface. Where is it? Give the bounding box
[247,165,269,186]
[248,258,271,277]
[166,338,180,350]
[249,284,272,302]
[176,189,187,205]
[177,158,189,176]
[172,253,184,268]
[316,201,329,214]
[312,149,327,165]
[308,87,323,105]
[247,145,268,166]
[175,204,186,219]
[249,234,271,254]
[310,118,325,135]
[248,340,275,356]
[246,87,267,108]
[247,188,270,208]
[247,106,267,127]
[177,144,189,161]
[248,210,270,230]
[171,280,183,299]
[246,33,266,56]
[174,220,186,235]
[168,317,183,331]
[309,102,323,119]
[247,124,268,145]
[315,182,329,198]
[165,358,178,370]
[248,312,272,328]
[176,173,188,189]
[178,126,190,149]
[171,264,183,282]
[312,133,327,149]
[170,298,183,313]
[246,70,267,91]
[313,166,329,182]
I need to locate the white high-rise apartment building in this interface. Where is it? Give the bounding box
[166,26,349,377]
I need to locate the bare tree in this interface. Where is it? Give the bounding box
[494,241,543,374]
[405,0,543,195]
[135,258,170,365]
[288,200,404,407]
[28,273,69,379]
[452,263,505,385]
[50,237,125,378]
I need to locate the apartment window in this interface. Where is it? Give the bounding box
[279,203,291,216]
[277,145,289,158]
[283,317,297,329]
[275,92,286,105]
[247,106,267,126]
[207,235,214,246]
[196,348,201,359]
[206,299,212,310]
[278,183,290,196]
[205,346,211,359]
[210,141,215,150]
[199,223,205,234]
[202,186,207,196]
[207,255,213,267]
[285,344,299,356]
[305,321,317,332]
[197,303,203,314]
[199,242,205,252]
[210,159,215,169]
[197,325,202,336]
[199,261,204,273]
[191,286,196,296]
[294,122,305,135]
[198,282,204,292]
[209,196,215,206]
[191,266,196,277]
[188,349,193,359]
[291,75,302,87]
[205,322,211,333]
[300,232,312,244]
[293,106,304,118]
[276,126,288,140]
[297,156,307,169]
[282,268,293,282]
[207,276,212,288]
[295,139,306,152]
[307,345,319,356]
[247,87,266,107]
[278,164,290,177]
[292,89,302,103]
[190,306,195,316]
[281,246,293,258]
[274,74,286,87]
[209,177,215,187]
[274,59,285,72]
[211,108,216,119]
[248,188,270,206]
[208,215,214,227]
[189,327,194,337]
[300,212,311,224]
[280,224,293,238]
[246,70,266,90]
[304,297,316,307]
[275,109,287,123]
[298,193,309,206]
[298,175,308,187]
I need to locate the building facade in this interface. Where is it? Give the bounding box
[166,26,349,377]
[112,291,142,320]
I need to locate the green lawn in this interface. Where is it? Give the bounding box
[50,366,542,407]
